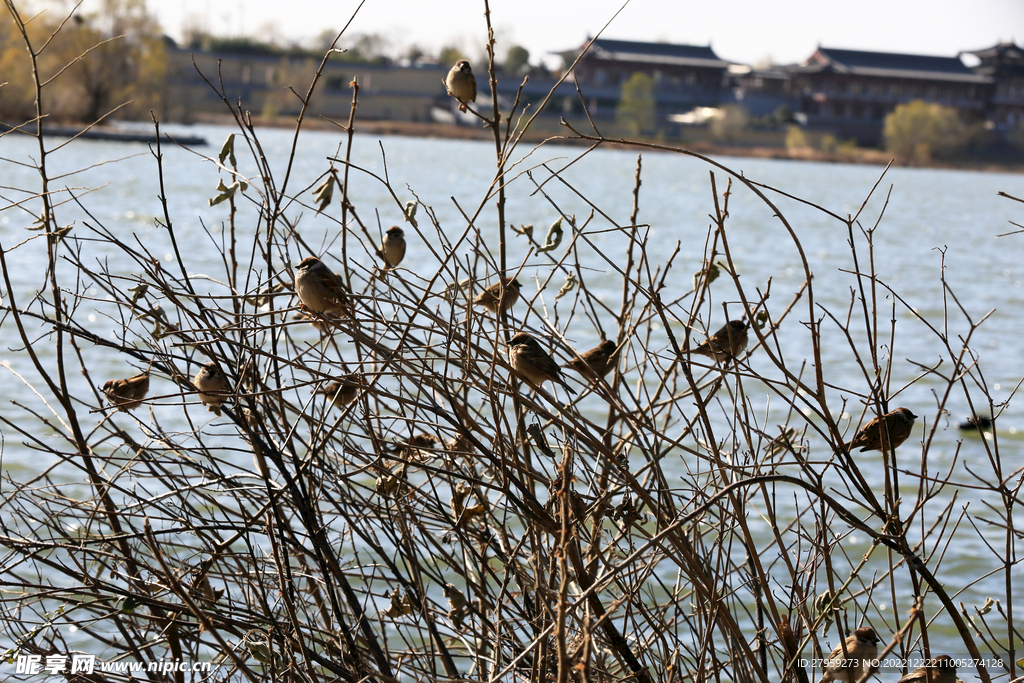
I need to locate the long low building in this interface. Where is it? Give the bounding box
[164,47,449,123]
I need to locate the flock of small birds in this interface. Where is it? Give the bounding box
[97,207,759,422]
[93,65,985,679]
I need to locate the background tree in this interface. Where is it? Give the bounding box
[615,72,656,135]
[884,100,970,164]
[710,104,749,142]
[504,44,530,73]
[438,44,466,67]
[44,0,167,121]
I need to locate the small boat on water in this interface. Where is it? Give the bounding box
[1,122,208,146]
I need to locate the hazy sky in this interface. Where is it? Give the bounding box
[125,0,1024,66]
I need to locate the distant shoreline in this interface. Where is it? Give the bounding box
[208,114,1024,174]
[20,114,1024,174]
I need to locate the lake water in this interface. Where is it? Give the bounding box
[1,123,1021,679]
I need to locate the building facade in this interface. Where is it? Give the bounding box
[962,42,1024,131]
[164,48,446,123]
[552,38,732,120]
[784,47,991,145]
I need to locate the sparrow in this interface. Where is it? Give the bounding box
[101,369,151,412]
[316,375,360,408]
[819,627,880,683]
[507,332,576,395]
[474,278,522,314]
[294,256,351,317]
[842,407,917,453]
[445,59,477,112]
[897,656,957,683]
[681,320,748,363]
[380,226,406,269]
[564,339,619,381]
[193,361,230,416]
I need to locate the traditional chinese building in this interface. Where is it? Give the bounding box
[553,38,732,119]
[785,46,991,145]
[961,42,1024,131]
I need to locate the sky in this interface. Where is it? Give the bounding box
[92,0,1024,67]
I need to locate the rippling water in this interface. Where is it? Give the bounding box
[1,124,1021,676]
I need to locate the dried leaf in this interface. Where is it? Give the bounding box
[218,133,237,167]
[536,216,565,254]
[242,629,274,665]
[381,589,415,618]
[555,273,577,300]
[444,583,468,628]
[403,200,418,228]
[127,283,148,304]
[512,224,533,239]
[693,261,721,290]
[764,426,801,456]
[312,176,335,214]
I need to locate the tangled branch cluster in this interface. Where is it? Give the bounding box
[0,3,1020,683]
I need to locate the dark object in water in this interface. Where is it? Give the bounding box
[1,122,207,146]
[959,416,993,432]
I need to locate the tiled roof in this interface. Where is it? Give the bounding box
[563,38,731,69]
[801,47,989,83]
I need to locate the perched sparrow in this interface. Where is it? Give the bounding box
[316,375,360,409]
[897,655,957,683]
[507,332,577,395]
[682,320,748,363]
[474,278,522,314]
[564,339,619,381]
[842,407,917,453]
[193,362,230,416]
[445,59,477,112]
[380,226,406,269]
[819,627,880,683]
[101,369,151,412]
[294,256,351,317]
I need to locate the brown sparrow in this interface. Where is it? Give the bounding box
[507,332,576,395]
[193,361,230,416]
[681,320,748,362]
[564,339,619,381]
[380,226,406,269]
[819,627,880,683]
[474,278,522,314]
[294,256,351,317]
[102,369,151,412]
[445,59,477,112]
[842,407,917,453]
[897,656,957,683]
[316,374,360,408]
